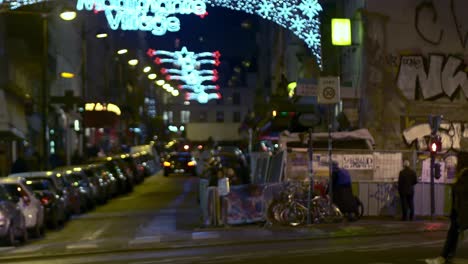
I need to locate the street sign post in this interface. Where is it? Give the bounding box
[318,77,340,104]
[318,76,340,209]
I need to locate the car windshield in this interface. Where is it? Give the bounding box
[25,179,56,192]
[169,153,192,162]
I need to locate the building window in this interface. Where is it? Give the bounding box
[233,112,241,122]
[216,111,224,122]
[199,111,207,122]
[181,110,190,124]
[163,111,173,123]
[233,92,240,105]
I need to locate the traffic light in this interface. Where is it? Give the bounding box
[429,136,442,153]
[434,163,442,180]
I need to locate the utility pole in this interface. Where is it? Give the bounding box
[428,114,442,220]
[41,13,49,170]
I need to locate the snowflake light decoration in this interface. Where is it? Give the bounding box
[204,0,323,66]
[147,47,221,104]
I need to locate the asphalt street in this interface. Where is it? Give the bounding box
[0,172,467,264]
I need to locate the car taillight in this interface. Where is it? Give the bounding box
[163,161,171,167]
[40,196,51,205]
[187,161,196,167]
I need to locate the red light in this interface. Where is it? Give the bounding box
[160,68,167,74]
[213,51,221,58]
[40,196,50,206]
[431,142,437,152]
[216,92,222,99]
[212,76,219,82]
[154,57,161,64]
[166,75,172,80]
[198,12,208,18]
[146,49,155,58]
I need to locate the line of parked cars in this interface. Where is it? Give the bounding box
[0,151,159,246]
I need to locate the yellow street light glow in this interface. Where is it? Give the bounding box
[95,103,104,111]
[272,110,277,117]
[128,59,138,66]
[96,33,108,39]
[166,86,174,92]
[117,49,128,55]
[143,66,151,73]
[172,90,180,96]
[148,73,157,80]
[60,72,75,78]
[163,84,171,89]
[331,18,352,46]
[156,80,165,86]
[107,103,121,116]
[60,10,77,21]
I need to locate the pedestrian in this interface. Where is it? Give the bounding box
[330,161,357,221]
[425,151,468,264]
[398,159,418,221]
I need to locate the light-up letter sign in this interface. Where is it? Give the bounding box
[147,46,221,104]
[76,0,207,36]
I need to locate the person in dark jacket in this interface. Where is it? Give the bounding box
[426,151,468,264]
[398,160,418,221]
[331,161,356,220]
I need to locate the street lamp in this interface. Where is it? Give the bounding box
[59,9,77,21]
[143,66,151,73]
[117,49,128,55]
[128,59,138,66]
[96,33,108,38]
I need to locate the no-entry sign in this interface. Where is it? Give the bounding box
[318,76,340,104]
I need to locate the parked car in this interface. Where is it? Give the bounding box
[90,157,133,194]
[0,185,28,246]
[54,167,95,212]
[163,152,197,177]
[24,178,67,229]
[121,154,145,184]
[82,163,110,204]
[0,177,45,238]
[10,171,81,218]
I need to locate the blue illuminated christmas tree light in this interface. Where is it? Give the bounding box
[147,46,221,104]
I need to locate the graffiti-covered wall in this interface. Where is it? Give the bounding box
[358,0,468,149]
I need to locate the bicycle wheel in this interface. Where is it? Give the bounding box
[266,200,285,225]
[311,197,343,224]
[280,203,307,226]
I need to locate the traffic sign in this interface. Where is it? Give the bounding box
[318,77,340,104]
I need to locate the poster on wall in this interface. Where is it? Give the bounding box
[341,154,374,170]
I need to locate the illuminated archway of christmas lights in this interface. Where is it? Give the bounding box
[10,0,323,66]
[147,46,221,104]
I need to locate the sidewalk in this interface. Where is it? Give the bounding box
[0,217,451,262]
[188,216,450,245]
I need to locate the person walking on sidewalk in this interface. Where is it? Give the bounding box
[398,160,418,221]
[426,151,468,264]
